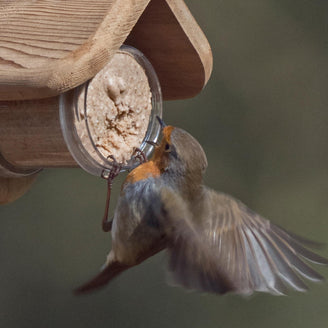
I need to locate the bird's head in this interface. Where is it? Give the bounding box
[150,117,208,180]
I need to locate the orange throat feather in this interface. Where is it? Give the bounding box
[125,161,161,184]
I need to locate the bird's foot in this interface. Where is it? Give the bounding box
[132,147,147,165]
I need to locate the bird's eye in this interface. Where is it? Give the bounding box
[164,143,170,152]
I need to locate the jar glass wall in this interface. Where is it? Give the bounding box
[59,45,162,177]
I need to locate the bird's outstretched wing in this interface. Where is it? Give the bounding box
[199,188,328,295]
[160,188,236,294]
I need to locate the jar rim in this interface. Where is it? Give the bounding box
[59,45,163,177]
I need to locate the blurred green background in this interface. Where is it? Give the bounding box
[1,1,328,327]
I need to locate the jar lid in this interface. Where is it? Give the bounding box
[59,45,162,177]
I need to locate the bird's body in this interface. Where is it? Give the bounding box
[75,121,327,295]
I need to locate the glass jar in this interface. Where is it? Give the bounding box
[59,45,162,177]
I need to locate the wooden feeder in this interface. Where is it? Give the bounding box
[0,0,212,204]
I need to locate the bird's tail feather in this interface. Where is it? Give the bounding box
[74,261,130,295]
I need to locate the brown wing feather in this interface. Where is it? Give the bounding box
[202,188,327,295]
[160,188,236,294]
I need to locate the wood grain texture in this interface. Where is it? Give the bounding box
[0,0,212,101]
[0,0,213,203]
[0,96,77,168]
[0,0,151,100]
[126,0,213,100]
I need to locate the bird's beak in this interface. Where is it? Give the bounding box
[156,115,166,129]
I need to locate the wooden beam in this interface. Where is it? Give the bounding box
[0,0,151,100]
[0,0,212,101]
